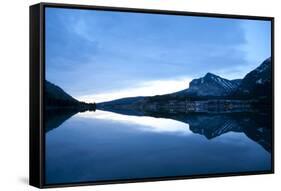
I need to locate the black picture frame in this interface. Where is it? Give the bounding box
[30,2,275,188]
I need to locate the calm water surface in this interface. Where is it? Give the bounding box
[45,110,271,184]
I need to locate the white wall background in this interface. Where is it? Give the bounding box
[0,0,279,190]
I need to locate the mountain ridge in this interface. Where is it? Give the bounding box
[235,57,272,97]
[45,80,96,111]
[97,57,272,111]
[185,72,241,96]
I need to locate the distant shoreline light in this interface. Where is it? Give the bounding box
[76,77,192,103]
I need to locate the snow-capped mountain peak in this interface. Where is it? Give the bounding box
[186,72,241,96]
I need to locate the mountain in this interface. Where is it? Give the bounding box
[98,96,145,107]
[185,73,241,97]
[45,80,96,110]
[96,96,146,113]
[45,80,79,105]
[235,57,272,97]
[45,80,79,108]
[176,57,271,98]
[97,73,242,108]
[97,57,272,112]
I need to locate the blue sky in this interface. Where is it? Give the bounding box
[45,7,271,103]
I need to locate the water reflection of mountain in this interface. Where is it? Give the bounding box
[160,112,272,152]
[103,108,272,152]
[45,109,78,132]
[178,114,267,153]
[45,106,272,153]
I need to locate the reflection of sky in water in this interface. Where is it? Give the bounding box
[76,110,191,135]
[46,111,271,185]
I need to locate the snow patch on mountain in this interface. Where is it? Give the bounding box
[186,73,241,96]
[256,79,263,84]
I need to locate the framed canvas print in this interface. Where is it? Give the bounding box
[30,2,274,188]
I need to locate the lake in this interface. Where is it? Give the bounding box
[45,110,272,185]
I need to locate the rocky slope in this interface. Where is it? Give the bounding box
[235,57,272,97]
[186,72,241,96]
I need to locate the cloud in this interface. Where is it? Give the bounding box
[239,20,271,67]
[45,7,271,99]
[77,77,192,103]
